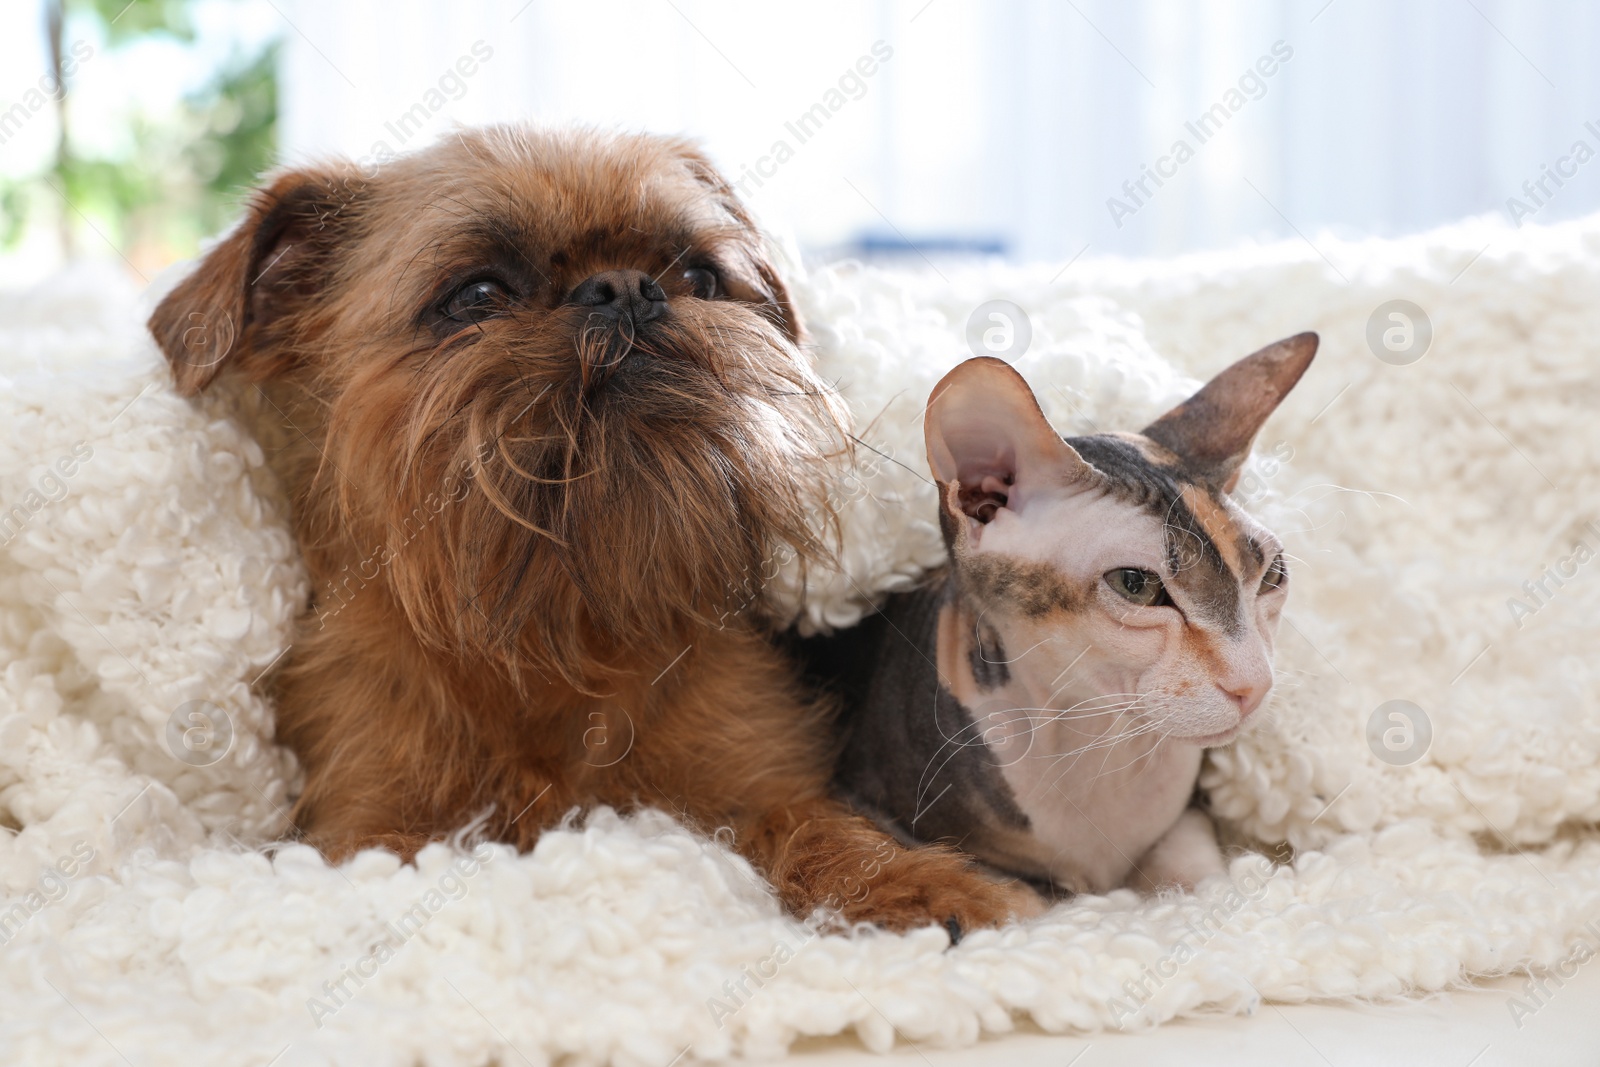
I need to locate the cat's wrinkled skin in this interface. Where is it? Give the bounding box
[822,334,1316,896]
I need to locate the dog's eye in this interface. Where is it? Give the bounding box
[443,279,511,322]
[682,267,719,300]
[1259,553,1288,595]
[1106,568,1173,607]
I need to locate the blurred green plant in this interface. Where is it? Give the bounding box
[1,0,278,270]
[81,0,195,41]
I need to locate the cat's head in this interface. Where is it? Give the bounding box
[924,333,1316,744]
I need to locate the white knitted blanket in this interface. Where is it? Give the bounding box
[2,212,1598,1066]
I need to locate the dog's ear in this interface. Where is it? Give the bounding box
[671,141,802,344]
[149,167,363,395]
[749,241,802,345]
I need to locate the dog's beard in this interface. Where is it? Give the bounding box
[364,303,846,690]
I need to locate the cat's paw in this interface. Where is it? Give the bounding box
[1129,807,1226,893]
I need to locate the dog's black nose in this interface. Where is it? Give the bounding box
[569,269,667,327]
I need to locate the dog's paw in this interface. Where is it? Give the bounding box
[831,848,1046,935]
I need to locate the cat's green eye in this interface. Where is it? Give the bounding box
[1259,554,1288,595]
[1106,567,1172,607]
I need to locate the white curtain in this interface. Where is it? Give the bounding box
[277,0,1600,261]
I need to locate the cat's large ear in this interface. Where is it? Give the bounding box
[925,357,1095,550]
[148,166,364,395]
[1141,332,1318,493]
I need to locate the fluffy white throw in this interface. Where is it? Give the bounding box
[2,213,1598,1066]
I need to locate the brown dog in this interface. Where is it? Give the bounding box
[147,126,1038,933]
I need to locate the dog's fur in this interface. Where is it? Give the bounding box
[147,126,1038,932]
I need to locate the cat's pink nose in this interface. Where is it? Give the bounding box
[1221,679,1270,718]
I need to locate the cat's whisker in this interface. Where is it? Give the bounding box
[1051,726,1167,787]
[1273,522,1339,540]
[1269,498,1355,538]
[972,623,1060,666]
[951,699,1150,777]
[1035,708,1161,773]
[919,697,1153,796]
[1015,697,1146,727]
[910,691,1108,809]
[1085,722,1168,771]
[913,690,1001,810]
[1047,722,1155,764]
[996,708,1143,729]
[987,692,1144,718]
[1287,482,1408,510]
[1090,734,1169,782]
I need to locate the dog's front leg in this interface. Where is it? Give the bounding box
[274,618,574,862]
[734,797,1045,934]
[286,735,569,864]
[617,632,1043,935]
